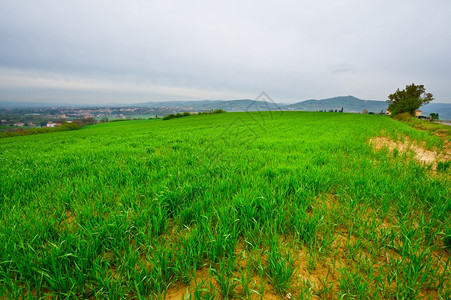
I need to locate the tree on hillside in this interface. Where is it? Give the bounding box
[387,83,434,116]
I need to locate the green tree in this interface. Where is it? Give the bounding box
[429,113,439,120]
[387,83,433,116]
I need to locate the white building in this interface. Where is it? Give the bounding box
[47,122,61,128]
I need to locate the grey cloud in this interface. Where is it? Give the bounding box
[0,0,450,104]
[329,64,355,74]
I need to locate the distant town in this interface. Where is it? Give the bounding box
[0,106,190,131]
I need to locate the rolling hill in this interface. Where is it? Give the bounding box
[286,96,387,113]
[137,99,283,111]
[139,96,451,119]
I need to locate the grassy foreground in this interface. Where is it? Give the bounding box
[0,112,450,299]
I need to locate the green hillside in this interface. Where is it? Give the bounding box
[0,112,449,298]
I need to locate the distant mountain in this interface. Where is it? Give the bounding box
[139,96,390,114]
[138,99,283,111]
[287,96,387,113]
[286,96,451,120]
[420,103,451,120]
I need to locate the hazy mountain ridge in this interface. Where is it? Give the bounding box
[1,96,450,119]
[420,103,451,120]
[137,99,283,111]
[138,96,451,118]
[286,96,387,113]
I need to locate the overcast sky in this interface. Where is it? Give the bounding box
[1,0,450,105]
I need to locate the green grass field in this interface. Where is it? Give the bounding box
[0,112,450,299]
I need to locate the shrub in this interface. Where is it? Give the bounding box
[0,122,80,138]
[60,122,80,131]
[430,113,439,120]
[110,118,130,122]
[72,117,98,126]
[393,112,413,122]
[162,110,226,121]
[198,109,227,115]
[162,112,193,121]
[162,114,176,121]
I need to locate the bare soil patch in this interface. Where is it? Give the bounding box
[369,136,449,164]
[58,210,77,232]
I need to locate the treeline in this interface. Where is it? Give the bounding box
[162,112,192,121]
[162,109,226,121]
[198,109,226,115]
[0,117,104,138]
[0,122,80,138]
[71,117,100,126]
